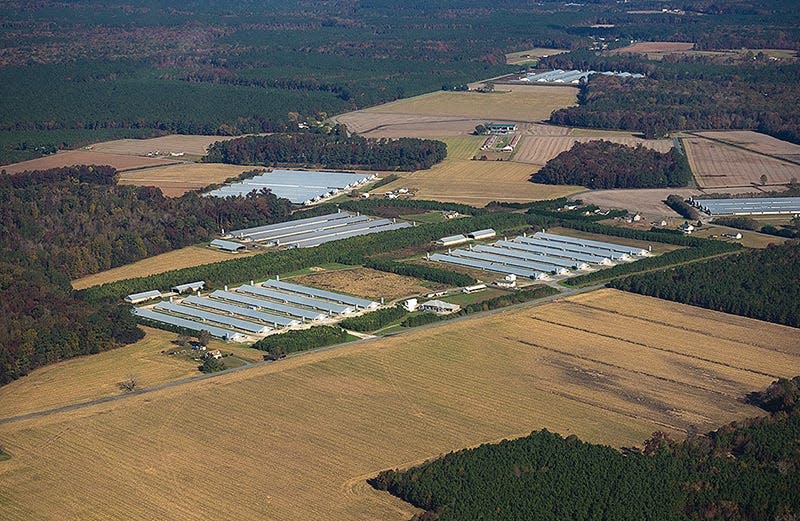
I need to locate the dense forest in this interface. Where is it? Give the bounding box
[0,166,292,279]
[0,165,293,385]
[371,376,800,521]
[532,140,691,189]
[550,71,800,142]
[609,243,800,327]
[2,0,798,163]
[204,132,447,171]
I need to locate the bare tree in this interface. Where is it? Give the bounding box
[118,373,138,392]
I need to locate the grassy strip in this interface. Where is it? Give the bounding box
[339,307,408,332]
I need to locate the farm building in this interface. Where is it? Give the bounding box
[436,234,469,247]
[486,123,517,134]
[206,349,223,360]
[402,298,419,312]
[462,284,487,294]
[224,211,411,250]
[680,222,695,234]
[133,308,246,341]
[519,69,644,84]
[419,300,461,315]
[205,169,377,204]
[210,239,247,252]
[430,232,650,280]
[692,197,800,216]
[468,229,496,240]
[171,281,205,294]
[496,274,517,289]
[124,290,162,304]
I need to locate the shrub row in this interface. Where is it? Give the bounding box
[251,326,350,354]
[339,306,408,332]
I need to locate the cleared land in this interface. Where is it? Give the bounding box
[1,289,797,521]
[374,159,582,205]
[292,267,441,301]
[360,88,577,121]
[608,41,694,59]
[576,188,702,218]
[683,136,800,188]
[117,163,258,196]
[505,47,569,65]
[693,130,800,162]
[90,134,235,157]
[513,135,673,166]
[71,245,257,290]
[692,225,784,249]
[1,149,179,174]
[336,113,491,138]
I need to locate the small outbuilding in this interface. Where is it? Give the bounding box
[124,290,162,304]
[467,228,496,241]
[210,239,247,252]
[171,281,205,294]
[436,234,469,247]
[486,122,517,134]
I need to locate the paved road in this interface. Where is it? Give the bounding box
[0,283,603,426]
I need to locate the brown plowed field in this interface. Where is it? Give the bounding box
[1,150,179,174]
[683,137,800,188]
[1,289,797,521]
[292,267,443,301]
[117,163,258,196]
[514,136,674,166]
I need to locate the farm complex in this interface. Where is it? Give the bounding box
[431,231,650,280]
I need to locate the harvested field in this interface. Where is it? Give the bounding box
[576,188,703,218]
[117,163,258,196]
[71,246,257,290]
[693,225,783,249]
[291,267,443,301]
[608,41,694,56]
[693,130,800,161]
[373,159,581,205]
[513,135,674,166]
[90,134,238,157]
[355,87,577,122]
[336,112,490,138]
[1,149,178,174]
[1,289,797,521]
[683,136,800,188]
[439,135,484,160]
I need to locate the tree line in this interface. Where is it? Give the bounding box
[609,243,800,327]
[251,326,350,359]
[533,140,692,189]
[371,376,800,521]
[204,132,447,171]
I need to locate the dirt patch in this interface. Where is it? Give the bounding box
[291,267,442,301]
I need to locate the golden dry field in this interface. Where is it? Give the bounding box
[117,163,258,196]
[352,87,577,122]
[1,289,798,521]
[683,136,800,188]
[693,130,800,160]
[335,112,489,137]
[0,327,216,419]
[514,135,674,166]
[374,159,582,205]
[1,149,179,174]
[692,225,786,249]
[291,267,442,301]
[71,245,257,290]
